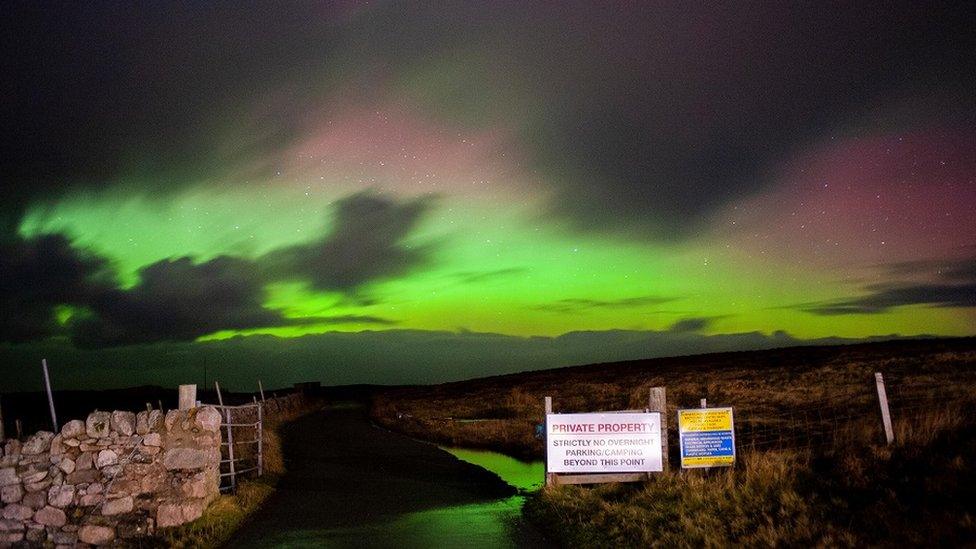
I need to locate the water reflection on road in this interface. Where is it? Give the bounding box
[440,447,545,492]
[228,406,551,548]
[272,449,547,548]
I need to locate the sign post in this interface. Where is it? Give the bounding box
[545,410,663,484]
[678,407,736,468]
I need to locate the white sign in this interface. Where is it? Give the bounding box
[546,412,662,473]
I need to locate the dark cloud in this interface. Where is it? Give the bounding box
[70,256,286,348]
[800,257,976,315]
[669,317,713,333]
[0,2,349,218]
[4,3,973,241]
[801,283,976,316]
[0,235,113,342]
[532,295,677,314]
[335,3,976,238]
[451,268,527,285]
[312,315,397,326]
[263,192,434,291]
[1,192,428,347]
[528,4,976,238]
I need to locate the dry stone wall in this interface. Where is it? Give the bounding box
[0,406,221,547]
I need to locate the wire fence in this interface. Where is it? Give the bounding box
[688,373,976,454]
[390,370,976,459]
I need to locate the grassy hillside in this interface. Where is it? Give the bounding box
[372,338,976,546]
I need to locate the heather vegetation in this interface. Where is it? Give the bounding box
[372,338,976,546]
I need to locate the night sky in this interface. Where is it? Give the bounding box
[2,2,974,389]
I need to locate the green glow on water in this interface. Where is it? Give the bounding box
[441,447,544,491]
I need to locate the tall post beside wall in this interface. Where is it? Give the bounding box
[650,387,668,472]
[178,384,197,411]
[42,359,58,432]
[875,372,894,445]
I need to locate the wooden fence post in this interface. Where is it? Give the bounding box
[875,372,894,445]
[650,387,668,472]
[700,398,707,409]
[215,381,236,491]
[178,385,197,411]
[42,359,58,432]
[544,396,554,488]
[257,402,264,477]
[258,380,266,402]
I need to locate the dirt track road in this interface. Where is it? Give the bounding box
[227,404,550,548]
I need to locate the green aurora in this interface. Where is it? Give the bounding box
[2,3,974,390]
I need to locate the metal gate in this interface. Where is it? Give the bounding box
[211,402,263,491]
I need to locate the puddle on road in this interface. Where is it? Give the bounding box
[259,448,548,548]
[440,446,545,492]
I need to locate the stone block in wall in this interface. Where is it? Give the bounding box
[2,503,33,521]
[101,495,133,516]
[147,410,164,432]
[1,483,23,504]
[47,485,75,508]
[95,449,118,469]
[21,468,47,485]
[76,451,93,471]
[86,411,112,439]
[61,419,86,440]
[58,456,75,475]
[33,505,66,527]
[164,410,181,432]
[102,464,123,478]
[162,448,210,471]
[156,498,204,528]
[135,411,149,435]
[0,468,17,486]
[50,434,64,456]
[25,523,45,544]
[23,430,55,455]
[180,471,216,499]
[66,468,100,485]
[79,493,104,507]
[111,411,137,436]
[143,433,162,447]
[3,440,20,458]
[196,407,222,433]
[51,530,78,545]
[78,524,115,545]
[21,491,46,510]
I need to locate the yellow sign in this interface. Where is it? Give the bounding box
[678,409,733,432]
[678,408,736,468]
